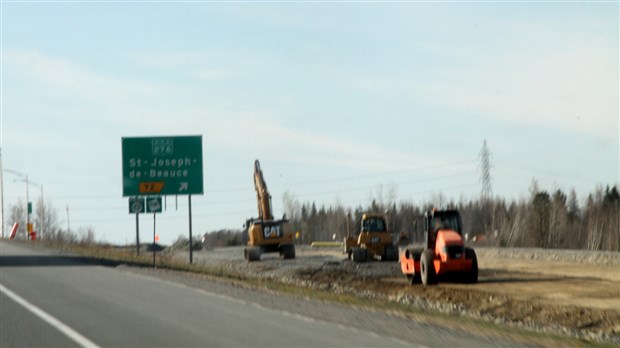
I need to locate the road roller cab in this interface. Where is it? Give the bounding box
[400,209,478,285]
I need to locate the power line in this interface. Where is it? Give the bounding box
[279,158,478,187]
[207,158,478,193]
[5,158,479,201]
[289,171,478,200]
[5,158,483,228]
[69,182,482,225]
[38,170,480,213]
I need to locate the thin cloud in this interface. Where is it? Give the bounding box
[3,50,439,174]
[409,23,618,142]
[201,116,451,174]
[193,69,236,81]
[5,49,159,103]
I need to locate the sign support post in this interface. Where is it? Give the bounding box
[129,197,145,255]
[153,212,156,269]
[189,195,193,264]
[136,213,140,255]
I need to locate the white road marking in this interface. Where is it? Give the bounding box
[0,283,101,348]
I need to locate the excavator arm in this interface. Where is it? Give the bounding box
[253,160,273,221]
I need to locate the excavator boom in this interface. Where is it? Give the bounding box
[253,160,273,221]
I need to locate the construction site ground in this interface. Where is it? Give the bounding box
[172,245,620,345]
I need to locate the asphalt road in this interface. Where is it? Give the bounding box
[1,241,413,347]
[1,241,535,348]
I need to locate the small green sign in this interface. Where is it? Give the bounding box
[129,197,145,214]
[122,136,203,196]
[146,197,163,213]
[28,202,32,214]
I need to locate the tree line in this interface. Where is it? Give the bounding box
[6,182,619,252]
[280,183,619,251]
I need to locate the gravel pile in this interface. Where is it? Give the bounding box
[180,245,401,279]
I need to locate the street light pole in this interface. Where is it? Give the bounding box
[5,169,31,239]
[0,149,4,238]
[5,169,45,239]
[66,204,70,234]
[25,175,29,238]
[13,175,30,239]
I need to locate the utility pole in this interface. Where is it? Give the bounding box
[0,149,3,239]
[25,175,29,238]
[66,204,70,234]
[18,175,29,238]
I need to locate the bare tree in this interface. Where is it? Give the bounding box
[281,190,300,221]
[78,226,96,245]
[429,191,448,209]
[34,196,60,240]
[585,192,603,251]
[386,182,399,208]
[9,200,26,238]
[505,202,526,247]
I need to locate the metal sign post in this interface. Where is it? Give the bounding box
[129,197,145,255]
[189,195,193,264]
[136,213,140,255]
[153,212,156,269]
[145,197,163,269]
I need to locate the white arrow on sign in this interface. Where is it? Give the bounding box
[179,182,188,192]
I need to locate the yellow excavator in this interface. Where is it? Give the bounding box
[243,160,295,262]
[343,212,399,262]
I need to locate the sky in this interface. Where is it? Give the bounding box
[1,0,618,245]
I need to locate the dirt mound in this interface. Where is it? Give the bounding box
[296,265,620,344]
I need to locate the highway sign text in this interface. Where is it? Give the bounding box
[122,136,203,196]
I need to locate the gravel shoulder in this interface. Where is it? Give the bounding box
[168,245,620,346]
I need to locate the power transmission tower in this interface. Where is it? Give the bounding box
[478,140,493,200]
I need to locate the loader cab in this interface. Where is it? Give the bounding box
[424,210,462,249]
[361,215,387,233]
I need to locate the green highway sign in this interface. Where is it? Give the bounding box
[129,197,145,214]
[122,136,203,196]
